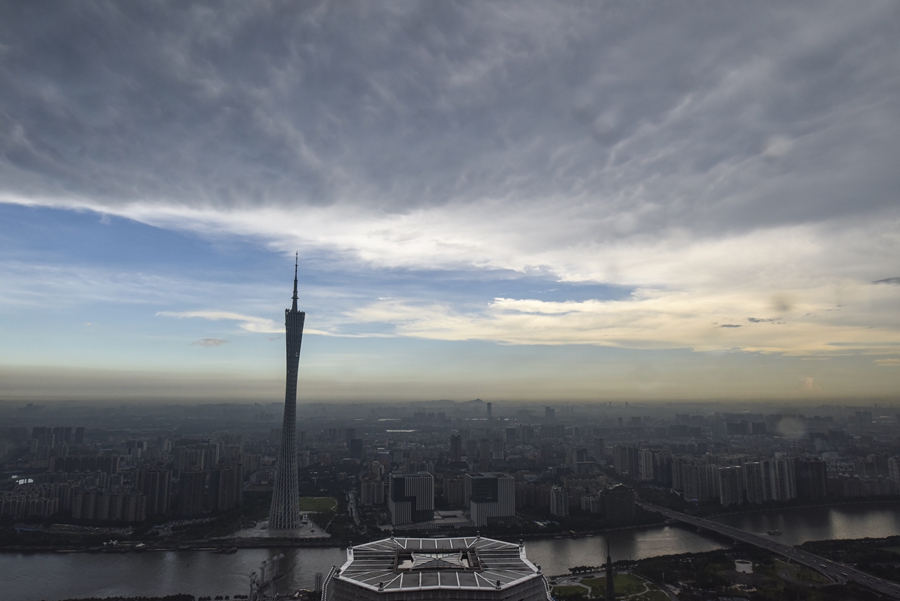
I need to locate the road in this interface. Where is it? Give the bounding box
[638,502,900,599]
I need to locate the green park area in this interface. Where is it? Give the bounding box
[553,573,667,600]
[297,496,337,512]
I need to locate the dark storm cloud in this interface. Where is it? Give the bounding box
[2,0,899,241]
[874,277,900,285]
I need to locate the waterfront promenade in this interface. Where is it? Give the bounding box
[639,501,900,599]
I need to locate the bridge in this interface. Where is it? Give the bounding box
[638,501,900,599]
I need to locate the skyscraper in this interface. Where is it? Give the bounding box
[388,472,434,525]
[465,472,515,527]
[269,256,305,530]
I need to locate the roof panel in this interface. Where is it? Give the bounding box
[336,536,540,593]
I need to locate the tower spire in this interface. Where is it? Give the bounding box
[291,252,299,312]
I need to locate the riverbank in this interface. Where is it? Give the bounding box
[0,517,680,554]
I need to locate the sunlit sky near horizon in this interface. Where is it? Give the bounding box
[1,2,899,403]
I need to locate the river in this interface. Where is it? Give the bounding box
[4,502,900,601]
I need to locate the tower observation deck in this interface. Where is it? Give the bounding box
[269,254,305,531]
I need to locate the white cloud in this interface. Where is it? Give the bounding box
[156,309,386,338]
[193,337,228,347]
[346,282,900,355]
[762,135,793,158]
[158,310,282,334]
[2,1,900,362]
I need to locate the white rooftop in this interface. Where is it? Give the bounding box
[335,536,543,592]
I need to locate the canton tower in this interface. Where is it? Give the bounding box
[269,255,305,530]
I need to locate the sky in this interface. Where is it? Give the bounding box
[1,1,899,403]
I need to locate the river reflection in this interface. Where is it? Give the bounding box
[1,546,347,601]
[712,501,900,546]
[5,503,900,601]
[525,524,730,576]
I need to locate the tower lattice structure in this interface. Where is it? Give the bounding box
[269,255,305,530]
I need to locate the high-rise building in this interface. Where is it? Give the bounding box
[550,486,568,517]
[209,463,243,511]
[360,479,384,506]
[465,472,515,527]
[449,434,462,461]
[443,475,466,506]
[349,438,364,460]
[137,468,171,516]
[718,466,745,507]
[638,449,655,481]
[795,458,828,500]
[178,471,206,516]
[388,472,434,525]
[613,445,640,477]
[601,484,635,525]
[593,438,606,461]
[269,257,306,531]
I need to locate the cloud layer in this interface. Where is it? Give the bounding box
[2,1,900,386]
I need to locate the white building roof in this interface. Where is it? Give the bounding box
[335,536,543,592]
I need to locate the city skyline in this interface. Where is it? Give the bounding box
[1,2,899,403]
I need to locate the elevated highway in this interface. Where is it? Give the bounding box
[639,501,900,599]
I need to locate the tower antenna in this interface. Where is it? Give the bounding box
[291,252,299,312]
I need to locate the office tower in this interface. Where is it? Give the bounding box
[269,256,306,531]
[449,434,462,461]
[478,439,493,468]
[349,438,364,460]
[465,472,515,527]
[545,406,555,420]
[388,472,434,525]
